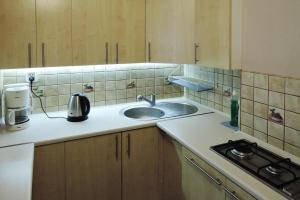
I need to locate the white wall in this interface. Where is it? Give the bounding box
[242,0,300,78]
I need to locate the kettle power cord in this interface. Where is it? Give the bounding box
[29,76,67,120]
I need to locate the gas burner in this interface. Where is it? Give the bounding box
[231,146,254,159]
[265,165,284,176]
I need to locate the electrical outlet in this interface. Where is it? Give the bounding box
[26,72,38,82]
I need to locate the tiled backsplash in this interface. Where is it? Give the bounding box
[240,71,300,157]
[0,64,183,113]
[185,64,241,114]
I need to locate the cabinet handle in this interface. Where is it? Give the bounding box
[223,187,240,200]
[148,42,151,62]
[115,135,119,160]
[105,42,109,64]
[115,43,119,64]
[184,155,222,186]
[127,134,131,159]
[194,43,200,64]
[28,43,32,68]
[42,43,46,67]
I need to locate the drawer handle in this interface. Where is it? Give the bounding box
[194,43,200,64]
[184,155,222,186]
[28,43,32,68]
[105,42,109,64]
[223,187,240,200]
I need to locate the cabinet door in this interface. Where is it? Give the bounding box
[195,0,231,68]
[32,143,65,200]
[146,0,195,64]
[111,0,146,64]
[36,0,72,67]
[182,147,226,200]
[0,0,36,68]
[122,127,161,200]
[225,179,256,200]
[72,0,110,65]
[161,134,185,200]
[65,133,121,200]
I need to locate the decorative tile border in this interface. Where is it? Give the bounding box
[240,71,300,157]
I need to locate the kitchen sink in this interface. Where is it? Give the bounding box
[122,102,199,120]
[123,107,165,120]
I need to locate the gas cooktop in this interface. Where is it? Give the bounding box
[211,139,300,200]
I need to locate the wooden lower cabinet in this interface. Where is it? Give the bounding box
[225,179,256,200]
[182,147,226,200]
[161,134,185,200]
[65,133,121,200]
[122,127,161,200]
[32,143,65,200]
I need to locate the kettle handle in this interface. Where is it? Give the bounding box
[80,95,90,116]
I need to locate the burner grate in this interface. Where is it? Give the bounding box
[211,139,300,191]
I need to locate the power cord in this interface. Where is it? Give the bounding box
[29,76,67,120]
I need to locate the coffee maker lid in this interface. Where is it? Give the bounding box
[6,86,28,92]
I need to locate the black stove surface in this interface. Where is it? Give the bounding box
[211,139,300,200]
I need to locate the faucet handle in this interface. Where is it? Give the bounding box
[137,95,143,101]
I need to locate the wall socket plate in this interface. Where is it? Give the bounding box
[26,72,38,82]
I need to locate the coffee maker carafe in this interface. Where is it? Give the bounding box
[3,83,30,131]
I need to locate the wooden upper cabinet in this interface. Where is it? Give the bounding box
[146,0,195,64]
[65,133,122,200]
[195,0,242,69]
[72,0,110,65]
[122,127,161,200]
[0,0,36,68]
[36,0,72,67]
[32,143,65,200]
[111,0,146,64]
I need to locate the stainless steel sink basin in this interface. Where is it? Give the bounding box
[123,107,165,120]
[155,102,198,117]
[122,102,198,120]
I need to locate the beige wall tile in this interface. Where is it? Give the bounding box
[241,85,254,100]
[254,130,267,142]
[268,136,283,150]
[269,76,285,93]
[284,143,300,157]
[269,91,284,109]
[45,96,58,107]
[71,73,83,84]
[58,73,70,84]
[254,88,268,104]
[254,102,268,119]
[285,94,300,113]
[241,98,253,114]
[268,121,284,140]
[286,78,300,96]
[254,116,268,133]
[45,74,58,85]
[44,85,58,96]
[242,71,254,86]
[58,84,71,95]
[241,112,254,128]
[58,95,69,106]
[285,111,300,130]
[285,127,300,148]
[254,73,268,89]
[241,125,253,136]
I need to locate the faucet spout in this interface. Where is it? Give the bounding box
[137,94,156,106]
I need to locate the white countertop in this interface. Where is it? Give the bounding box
[0,143,34,200]
[157,113,300,200]
[0,98,212,147]
[0,97,299,200]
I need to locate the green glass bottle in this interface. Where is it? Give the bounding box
[230,91,239,127]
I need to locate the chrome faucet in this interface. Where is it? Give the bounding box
[137,94,156,106]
